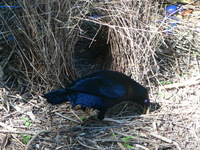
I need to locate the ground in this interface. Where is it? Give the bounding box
[0,78,199,150]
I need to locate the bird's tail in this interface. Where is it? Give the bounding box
[43,89,70,105]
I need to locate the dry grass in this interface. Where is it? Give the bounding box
[0,0,200,150]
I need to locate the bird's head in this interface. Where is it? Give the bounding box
[134,86,151,114]
[143,99,150,114]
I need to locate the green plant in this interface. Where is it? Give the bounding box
[20,134,32,144]
[166,81,173,85]
[79,116,87,121]
[160,81,165,85]
[19,118,33,143]
[22,118,32,127]
[160,81,173,85]
[181,73,188,77]
[112,133,117,137]
[123,136,133,149]
[158,92,164,97]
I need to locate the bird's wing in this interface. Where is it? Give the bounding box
[68,76,126,98]
[68,92,107,109]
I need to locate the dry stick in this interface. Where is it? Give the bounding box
[95,137,151,149]
[25,130,51,150]
[94,139,127,143]
[95,138,151,148]
[135,144,150,150]
[103,118,127,124]
[1,133,9,150]
[11,133,26,147]
[114,131,156,144]
[70,110,84,123]
[0,122,16,132]
[150,132,181,150]
[160,76,200,89]
[0,130,35,135]
[0,111,19,121]
[76,138,97,150]
[55,112,82,124]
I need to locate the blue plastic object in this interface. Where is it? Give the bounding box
[166,5,178,15]
[0,5,21,8]
[166,4,184,15]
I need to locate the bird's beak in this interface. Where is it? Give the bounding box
[144,104,150,114]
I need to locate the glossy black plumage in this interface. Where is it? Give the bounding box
[43,70,150,120]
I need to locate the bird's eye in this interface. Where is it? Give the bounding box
[144,99,149,103]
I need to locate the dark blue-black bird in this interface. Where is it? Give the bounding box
[43,70,150,120]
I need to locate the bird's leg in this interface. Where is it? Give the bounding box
[97,109,106,120]
[144,104,150,114]
[82,107,93,117]
[72,104,82,110]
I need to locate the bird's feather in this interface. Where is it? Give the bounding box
[68,76,126,98]
[43,70,150,120]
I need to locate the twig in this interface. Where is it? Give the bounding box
[11,133,26,147]
[114,131,156,144]
[150,132,172,143]
[95,139,150,150]
[55,112,82,124]
[104,114,152,124]
[103,118,127,124]
[25,130,51,150]
[160,76,200,89]
[0,122,16,132]
[76,138,97,150]
[0,130,35,135]
[70,110,84,123]
[1,133,9,150]
[150,132,181,150]
[135,144,150,150]
[0,111,19,121]
[94,139,126,143]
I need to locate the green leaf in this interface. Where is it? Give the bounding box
[25,122,32,127]
[126,144,133,149]
[23,118,29,121]
[79,116,87,121]
[160,81,165,85]
[20,134,32,144]
[167,81,173,85]
[26,135,32,139]
[123,136,133,140]
[158,93,164,97]
[20,134,25,138]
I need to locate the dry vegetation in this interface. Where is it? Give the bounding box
[0,0,200,149]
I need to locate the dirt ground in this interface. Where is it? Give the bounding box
[0,78,199,150]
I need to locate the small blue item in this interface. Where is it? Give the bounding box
[166,4,185,15]
[91,15,102,18]
[0,5,21,8]
[166,5,178,15]
[8,36,15,41]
